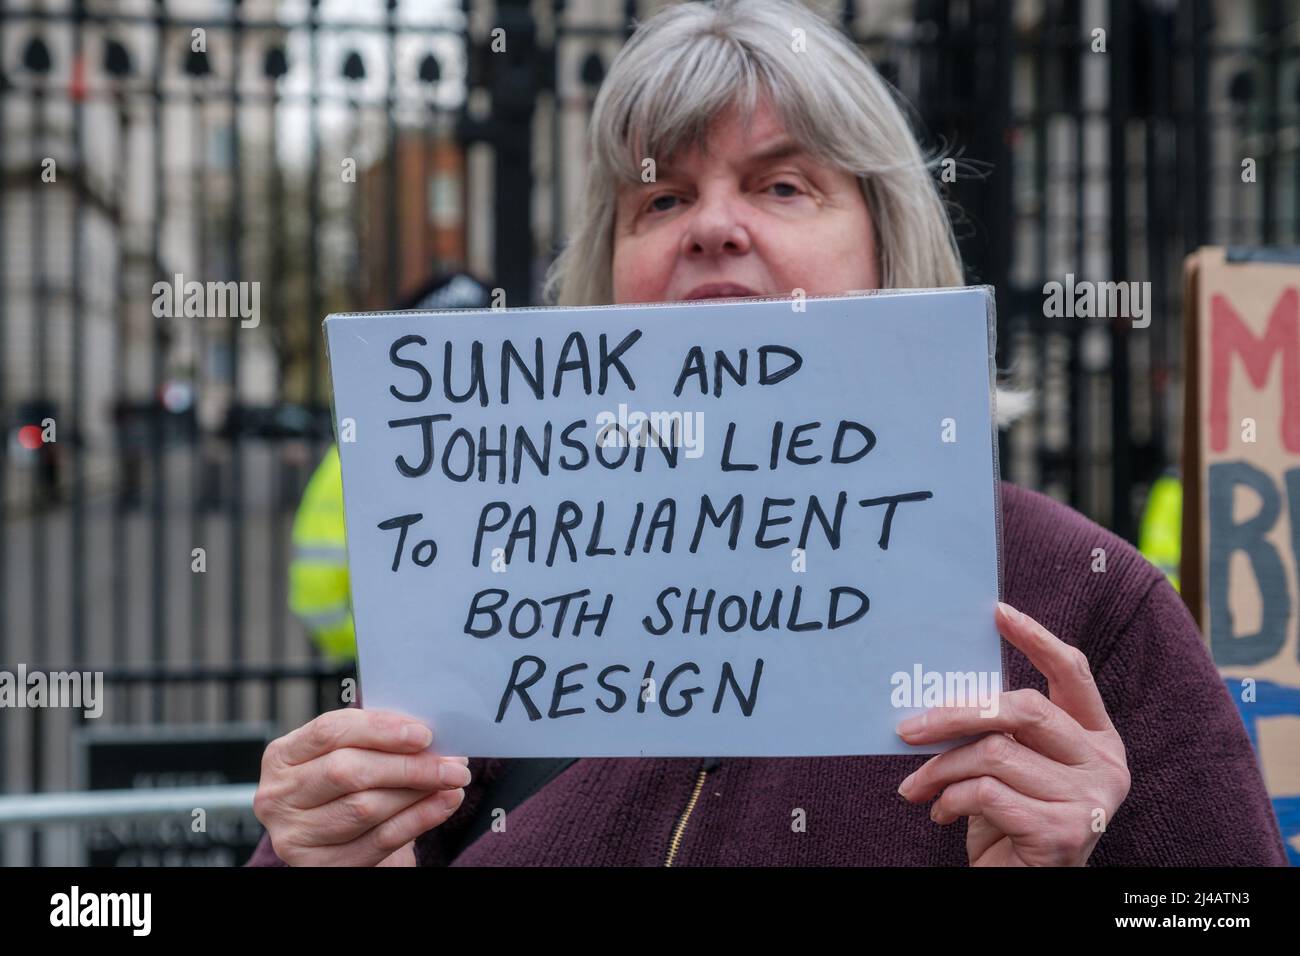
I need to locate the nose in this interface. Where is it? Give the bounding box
[680,187,752,258]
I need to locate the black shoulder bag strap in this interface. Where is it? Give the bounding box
[447,758,577,860]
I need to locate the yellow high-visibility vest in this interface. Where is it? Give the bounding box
[289,445,355,661]
[1138,473,1182,592]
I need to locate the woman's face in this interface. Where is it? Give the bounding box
[611,96,880,305]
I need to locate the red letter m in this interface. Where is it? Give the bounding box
[1209,289,1300,452]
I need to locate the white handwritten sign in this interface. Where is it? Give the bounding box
[324,289,1004,757]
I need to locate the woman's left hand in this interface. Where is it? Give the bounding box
[895,601,1131,866]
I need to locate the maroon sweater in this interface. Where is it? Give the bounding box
[247,482,1288,866]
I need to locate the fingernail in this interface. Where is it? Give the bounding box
[403,724,434,748]
[897,771,917,795]
[897,713,927,735]
[997,601,1021,623]
[443,762,472,788]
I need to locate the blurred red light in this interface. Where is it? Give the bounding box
[17,425,43,450]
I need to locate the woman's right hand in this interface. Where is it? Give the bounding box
[252,708,471,866]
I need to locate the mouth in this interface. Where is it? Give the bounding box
[679,282,762,302]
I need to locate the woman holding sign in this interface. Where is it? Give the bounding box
[248,0,1286,867]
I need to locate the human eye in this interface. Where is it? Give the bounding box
[645,192,681,214]
[761,177,806,199]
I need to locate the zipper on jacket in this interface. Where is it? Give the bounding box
[664,757,721,867]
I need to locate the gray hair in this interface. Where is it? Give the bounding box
[543,0,964,305]
[542,0,1031,424]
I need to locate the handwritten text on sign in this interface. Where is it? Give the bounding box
[324,290,1003,756]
